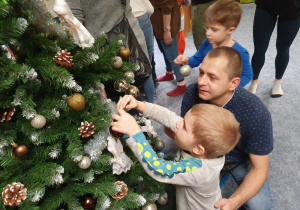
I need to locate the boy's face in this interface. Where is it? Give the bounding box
[205,23,232,45]
[197,56,233,104]
[174,111,196,152]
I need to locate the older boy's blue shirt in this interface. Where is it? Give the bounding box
[131,132,202,178]
[181,84,273,163]
[188,39,253,87]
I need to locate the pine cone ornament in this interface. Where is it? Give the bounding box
[53,49,73,68]
[2,182,27,206]
[0,107,16,122]
[78,121,95,138]
[112,181,128,200]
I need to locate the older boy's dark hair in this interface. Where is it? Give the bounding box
[204,0,242,28]
[206,46,242,80]
[190,104,240,159]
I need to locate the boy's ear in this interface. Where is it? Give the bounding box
[227,27,236,35]
[229,77,240,91]
[192,144,205,156]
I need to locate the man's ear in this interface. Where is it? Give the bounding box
[227,27,236,35]
[230,77,240,91]
[192,144,205,156]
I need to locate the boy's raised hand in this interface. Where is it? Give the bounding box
[117,95,138,110]
[174,55,189,65]
[111,108,141,137]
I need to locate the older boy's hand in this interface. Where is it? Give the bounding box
[111,109,141,137]
[174,55,189,65]
[117,95,138,110]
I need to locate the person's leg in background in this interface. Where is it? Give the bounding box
[156,36,186,96]
[137,13,155,102]
[271,16,300,97]
[222,160,273,210]
[249,7,277,94]
[191,0,216,49]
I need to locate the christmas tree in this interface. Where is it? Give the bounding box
[0,0,167,209]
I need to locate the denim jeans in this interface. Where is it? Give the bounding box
[137,13,155,103]
[221,160,273,210]
[156,36,184,82]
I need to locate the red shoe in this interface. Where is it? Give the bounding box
[167,85,187,97]
[157,70,174,82]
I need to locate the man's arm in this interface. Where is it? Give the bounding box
[215,154,269,210]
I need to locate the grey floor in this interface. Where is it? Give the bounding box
[151,3,300,209]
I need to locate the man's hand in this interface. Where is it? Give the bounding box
[174,55,189,65]
[214,198,237,210]
[111,109,141,137]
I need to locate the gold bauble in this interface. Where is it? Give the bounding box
[125,85,139,98]
[124,71,135,80]
[78,156,91,169]
[114,79,129,92]
[142,203,157,210]
[31,114,46,129]
[157,194,168,205]
[12,143,28,158]
[67,93,85,111]
[179,64,192,77]
[155,140,165,151]
[120,46,130,59]
[112,56,123,69]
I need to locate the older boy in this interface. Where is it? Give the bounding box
[111,95,240,210]
[176,47,273,209]
[174,0,253,87]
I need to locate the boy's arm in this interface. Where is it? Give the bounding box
[188,40,207,68]
[126,132,203,186]
[143,103,182,131]
[239,51,253,87]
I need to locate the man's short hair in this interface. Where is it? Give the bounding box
[206,46,242,80]
[204,0,242,29]
[190,103,240,159]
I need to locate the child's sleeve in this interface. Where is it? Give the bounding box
[142,103,182,131]
[126,132,203,186]
[188,40,206,68]
[239,50,253,87]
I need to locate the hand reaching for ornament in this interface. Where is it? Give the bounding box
[174,55,189,65]
[116,95,145,113]
[111,109,141,137]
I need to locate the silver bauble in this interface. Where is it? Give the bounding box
[157,194,168,205]
[124,71,135,80]
[114,79,129,92]
[142,203,157,210]
[125,85,139,98]
[155,140,165,151]
[112,56,123,69]
[31,114,46,129]
[78,156,91,169]
[179,65,192,77]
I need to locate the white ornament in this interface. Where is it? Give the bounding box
[78,156,91,169]
[53,0,94,48]
[179,65,192,77]
[107,136,133,175]
[31,115,46,129]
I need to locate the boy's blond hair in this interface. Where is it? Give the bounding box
[190,104,240,159]
[204,0,242,29]
[206,46,242,80]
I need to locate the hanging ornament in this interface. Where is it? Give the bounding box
[125,85,139,98]
[81,194,97,210]
[124,71,135,80]
[12,143,28,158]
[53,49,74,68]
[78,121,95,138]
[119,46,130,59]
[2,182,27,206]
[112,181,128,200]
[155,140,165,151]
[157,194,168,205]
[179,64,192,77]
[78,156,91,169]
[142,203,157,210]
[114,79,129,92]
[109,124,124,139]
[67,93,85,111]
[112,56,123,69]
[0,107,16,122]
[31,114,46,129]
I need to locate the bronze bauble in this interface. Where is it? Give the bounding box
[13,144,28,158]
[125,85,139,98]
[114,79,129,92]
[157,194,168,205]
[155,140,165,151]
[120,46,131,59]
[67,93,85,111]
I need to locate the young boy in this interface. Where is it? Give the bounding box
[174,0,253,87]
[111,95,240,210]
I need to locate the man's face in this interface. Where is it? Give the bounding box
[197,56,233,104]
